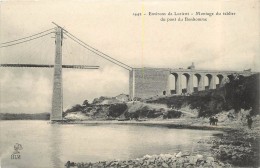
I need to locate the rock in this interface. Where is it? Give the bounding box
[206,156,214,163]
[157,157,163,162]
[162,162,169,168]
[160,154,172,160]
[239,146,245,151]
[164,154,173,158]
[176,157,184,164]
[110,161,118,166]
[182,152,190,157]
[219,145,225,150]
[176,152,182,158]
[183,163,192,167]
[156,162,162,167]
[144,154,152,159]
[189,156,197,165]
[231,155,237,160]
[212,145,218,148]
[232,151,238,156]
[73,153,236,168]
[196,159,204,165]
[168,162,176,167]
[198,165,204,168]
[196,154,203,160]
[143,160,148,165]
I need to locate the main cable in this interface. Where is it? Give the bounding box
[0,32,54,48]
[64,31,133,70]
[64,33,131,71]
[51,22,132,70]
[1,28,54,45]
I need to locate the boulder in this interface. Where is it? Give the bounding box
[148,165,155,168]
[189,156,197,164]
[206,156,214,163]
[169,162,176,167]
[196,154,203,160]
[176,152,182,158]
[162,162,169,168]
[182,152,191,157]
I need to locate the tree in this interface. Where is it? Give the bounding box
[82,100,89,107]
[65,104,83,113]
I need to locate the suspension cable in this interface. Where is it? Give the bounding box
[0,32,54,48]
[51,22,132,70]
[64,33,131,71]
[64,31,133,70]
[1,28,54,45]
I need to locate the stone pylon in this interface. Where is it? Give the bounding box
[51,27,63,121]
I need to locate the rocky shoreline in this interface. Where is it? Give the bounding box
[74,153,232,168]
[208,129,259,167]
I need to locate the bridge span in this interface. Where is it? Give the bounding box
[1,23,257,121]
[129,66,256,99]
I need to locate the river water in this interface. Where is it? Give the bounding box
[0,121,221,168]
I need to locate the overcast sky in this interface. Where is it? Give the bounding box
[0,0,259,113]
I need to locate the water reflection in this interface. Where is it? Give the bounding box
[0,121,222,168]
[50,124,63,168]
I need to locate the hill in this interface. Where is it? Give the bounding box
[146,74,259,117]
[64,74,259,120]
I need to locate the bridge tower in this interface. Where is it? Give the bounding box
[51,27,63,120]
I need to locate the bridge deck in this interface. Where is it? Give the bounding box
[133,67,255,74]
[0,64,99,69]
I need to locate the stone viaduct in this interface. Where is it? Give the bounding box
[129,65,255,99]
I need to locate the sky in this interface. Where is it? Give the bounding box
[0,0,259,113]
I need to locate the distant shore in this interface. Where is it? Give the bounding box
[0,112,50,120]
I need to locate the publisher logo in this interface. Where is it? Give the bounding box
[11,143,23,159]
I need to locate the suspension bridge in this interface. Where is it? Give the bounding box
[1,23,255,121]
[0,22,132,121]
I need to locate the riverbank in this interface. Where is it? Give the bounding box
[65,114,259,168]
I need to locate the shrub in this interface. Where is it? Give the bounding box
[108,103,127,118]
[166,110,182,118]
[65,104,83,113]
